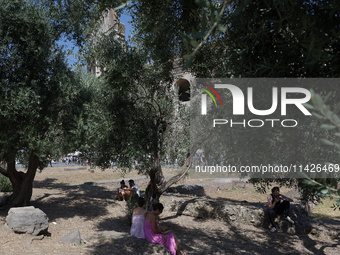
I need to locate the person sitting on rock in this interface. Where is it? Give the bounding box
[144,203,185,255]
[121,179,140,200]
[268,186,294,232]
[115,180,128,201]
[130,197,148,239]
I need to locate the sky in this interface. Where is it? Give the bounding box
[120,13,133,41]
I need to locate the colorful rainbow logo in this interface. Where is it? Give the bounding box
[198,82,223,106]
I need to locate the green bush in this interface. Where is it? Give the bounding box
[0,174,12,192]
[125,197,138,225]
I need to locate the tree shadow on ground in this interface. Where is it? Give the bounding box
[88,214,337,255]
[143,194,339,255]
[0,178,118,222]
[298,234,339,255]
[1,179,338,255]
[97,216,130,233]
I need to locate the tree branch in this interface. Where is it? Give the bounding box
[184,0,228,68]
[162,150,192,192]
[0,166,8,177]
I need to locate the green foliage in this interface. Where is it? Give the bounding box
[0,1,86,170]
[84,32,190,174]
[128,0,202,74]
[40,0,127,45]
[249,178,296,194]
[185,1,340,210]
[302,91,340,210]
[182,0,228,69]
[125,197,138,225]
[0,174,12,192]
[120,1,340,210]
[0,0,337,210]
[190,0,340,78]
[164,102,190,167]
[125,0,340,77]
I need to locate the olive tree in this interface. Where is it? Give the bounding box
[0,0,85,206]
[126,0,340,205]
[84,34,191,207]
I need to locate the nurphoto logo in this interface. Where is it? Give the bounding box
[191,78,340,179]
[198,81,312,128]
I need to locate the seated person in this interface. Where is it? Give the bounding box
[268,186,294,232]
[115,180,128,201]
[130,197,148,239]
[121,179,140,200]
[144,203,185,255]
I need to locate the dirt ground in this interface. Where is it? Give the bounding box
[0,166,339,255]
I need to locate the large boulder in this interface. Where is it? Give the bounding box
[5,206,49,236]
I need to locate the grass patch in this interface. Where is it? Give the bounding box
[125,197,138,225]
[207,186,297,203]
[311,198,340,221]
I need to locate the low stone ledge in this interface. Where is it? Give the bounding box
[167,197,339,237]
[169,198,266,226]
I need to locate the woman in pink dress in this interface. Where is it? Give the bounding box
[144,203,185,255]
[130,197,147,238]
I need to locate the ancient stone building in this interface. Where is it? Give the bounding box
[87,9,125,76]
[88,9,193,103]
[173,58,194,104]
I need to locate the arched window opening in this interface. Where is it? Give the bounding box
[175,79,190,102]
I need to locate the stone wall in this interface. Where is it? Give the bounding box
[165,193,339,239]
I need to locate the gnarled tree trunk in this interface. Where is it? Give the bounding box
[144,157,167,210]
[144,151,192,210]
[3,152,39,206]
